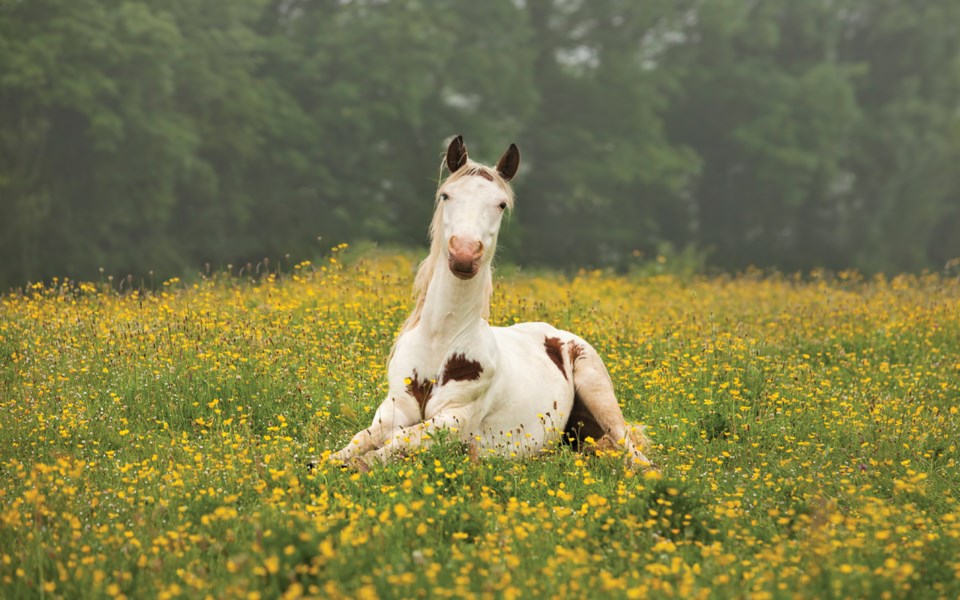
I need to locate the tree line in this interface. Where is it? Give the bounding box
[2,0,959,288]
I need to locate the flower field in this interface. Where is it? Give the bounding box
[2,248,959,599]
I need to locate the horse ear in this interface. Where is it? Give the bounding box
[496,143,520,181]
[446,135,468,173]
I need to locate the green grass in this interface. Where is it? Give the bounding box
[1,253,958,598]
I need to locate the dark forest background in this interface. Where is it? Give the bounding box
[2,0,960,288]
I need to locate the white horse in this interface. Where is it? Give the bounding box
[328,136,653,470]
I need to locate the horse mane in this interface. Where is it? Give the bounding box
[393,158,516,346]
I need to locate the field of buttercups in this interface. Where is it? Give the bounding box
[1,247,959,599]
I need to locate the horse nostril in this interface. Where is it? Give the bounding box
[477,241,484,257]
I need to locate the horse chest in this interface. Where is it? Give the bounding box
[392,334,489,420]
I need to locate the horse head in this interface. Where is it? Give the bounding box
[435,135,520,281]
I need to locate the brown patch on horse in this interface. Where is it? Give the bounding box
[567,340,585,363]
[441,353,483,384]
[473,170,494,182]
[562,390,606,451]
[406,371,434,420]
[544,336,567,380]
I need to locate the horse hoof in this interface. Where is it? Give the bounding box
[326,455,371,473]
[635,459,661,474]
[623,452,659,473]
[305,457,321,472]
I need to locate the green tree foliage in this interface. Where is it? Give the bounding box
[261,0,536,253]
[518,0,699,266]
[663,0,863,270]
[1,0,190,281]
[1,0,958,287]
[839,0,960,272]
[661,0,960,271]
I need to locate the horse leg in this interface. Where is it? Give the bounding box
[325,396,420,465]
[358,408,477,466]
[569,341,655,470]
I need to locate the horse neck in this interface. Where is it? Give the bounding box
[418,261,491,343]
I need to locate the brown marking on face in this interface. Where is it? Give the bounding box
[544,336,566,380]
[474,170,494,182]
[406,370,434,420]
[441,353,483,385]
[567,340,585,363]
[562,390,606,451]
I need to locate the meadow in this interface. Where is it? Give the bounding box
[1,247,959,599]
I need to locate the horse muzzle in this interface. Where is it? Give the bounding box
[448,236,483,280]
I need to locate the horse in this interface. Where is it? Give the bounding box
[326,135,653,470]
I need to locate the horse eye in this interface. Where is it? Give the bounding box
[498,202,507,210]
[440,193,450,201]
